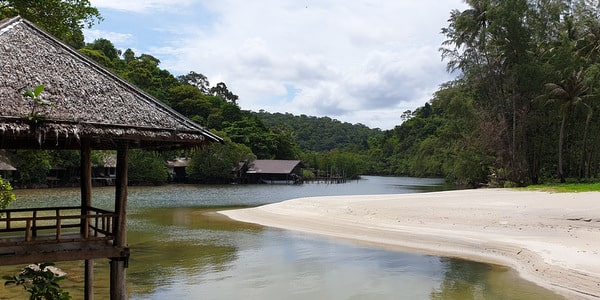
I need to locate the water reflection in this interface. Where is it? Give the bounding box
[126,208,257,297]
[430,257,564,300]
[124,207,564,300]
[1,177,565,299]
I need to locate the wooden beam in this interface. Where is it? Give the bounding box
[0,245,127,266]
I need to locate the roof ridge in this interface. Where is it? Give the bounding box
[0,16,22,35]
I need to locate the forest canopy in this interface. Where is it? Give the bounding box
[3,0,600,187]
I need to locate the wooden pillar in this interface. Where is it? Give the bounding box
[110,141,129,300]
[85,260,94,300]
[80,140,94,300]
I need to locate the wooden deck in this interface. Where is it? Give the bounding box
[0,206,129,266]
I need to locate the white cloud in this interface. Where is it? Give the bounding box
[90,0,195,12]
[88,0,466,129]
[84,29,132,45]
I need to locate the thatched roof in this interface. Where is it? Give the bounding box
[0,160,16,171]
[246,160,304,174]
[0,16,222,150]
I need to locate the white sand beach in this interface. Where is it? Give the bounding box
[220,189,600,299]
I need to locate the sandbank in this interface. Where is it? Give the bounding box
[220,189,600,299]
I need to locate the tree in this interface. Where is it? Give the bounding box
[177,71,210,94]
[120,53,180,100]
[210,82,239,104]
[80,38,120,68]
[0,0,101,48]
[544,69,591,182]
[439,0,576,184]
[0,176,15,211]
[78,48,112,67]
[85,38,119,60]
[187,142,253,183]
[14,150,52,186]
[223,116,278,159]
[440,0,491,73]
[127,150,169,185]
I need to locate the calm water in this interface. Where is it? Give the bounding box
[1,176,564,299]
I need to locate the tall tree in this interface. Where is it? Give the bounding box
[210,82,239,104]
[545,70,591,182]
[0,0,101,48]
[178,71,210,94]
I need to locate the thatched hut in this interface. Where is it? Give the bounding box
[0,16,222,299]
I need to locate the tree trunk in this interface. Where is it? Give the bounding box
[558,109,567,183]
[579,107,592,180]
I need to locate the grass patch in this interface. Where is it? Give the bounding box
[523,182,600,192]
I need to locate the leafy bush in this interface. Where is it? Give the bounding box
[0,176,15,211]
[3,263,70,300]
[187,142,254,183]
[128,150,169,185]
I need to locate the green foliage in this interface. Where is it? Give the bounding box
[14,150,52,186]
[49,151,80,168]
[187,142,254,183]
[256,111,381,152]
[523,180,600,192]
[78,48,113,68]
[302,150,367,180]
[3,263,71,300]
[70,0,600,184]
[91,150,114,166]
[210,82,239,104]
[0,176,15,211]
[223,116,279,159]
[23,85,55,124]
[84,38,119,60]
[128,150,169,185]
[0,0,101,48]
[430,0,600,185]
[77,38,371,179]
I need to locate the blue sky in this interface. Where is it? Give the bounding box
[85,0,466,130]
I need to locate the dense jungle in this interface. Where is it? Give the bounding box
[2,0,600,187]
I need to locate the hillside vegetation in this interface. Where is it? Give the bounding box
[3,1,600,187]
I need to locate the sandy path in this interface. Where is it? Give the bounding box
[220,189,600,299]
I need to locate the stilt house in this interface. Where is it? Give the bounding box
[243,160,304,184]
[0,16,222,299]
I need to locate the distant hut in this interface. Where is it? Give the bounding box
[0,16,221,299]
[0,159,16,181]
[92,153,117,186]
[244,160,304,184]
[0,161,16,172]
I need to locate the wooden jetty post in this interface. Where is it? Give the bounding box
[80,140,94,300]
[110,142,129,300]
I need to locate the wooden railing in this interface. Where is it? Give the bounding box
[0,206,115,247]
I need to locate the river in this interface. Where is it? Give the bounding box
[0,176,564,299]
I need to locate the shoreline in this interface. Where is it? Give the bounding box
[220,189,600,299]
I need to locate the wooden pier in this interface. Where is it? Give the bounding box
[0,206,128,266]
[0,16,222,299]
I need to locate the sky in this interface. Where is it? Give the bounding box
[85,1,467,130]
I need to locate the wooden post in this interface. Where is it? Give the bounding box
[81,140,94,300]
[81,140,92,237]
[110,141,128,300]
[85,260,94,300]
